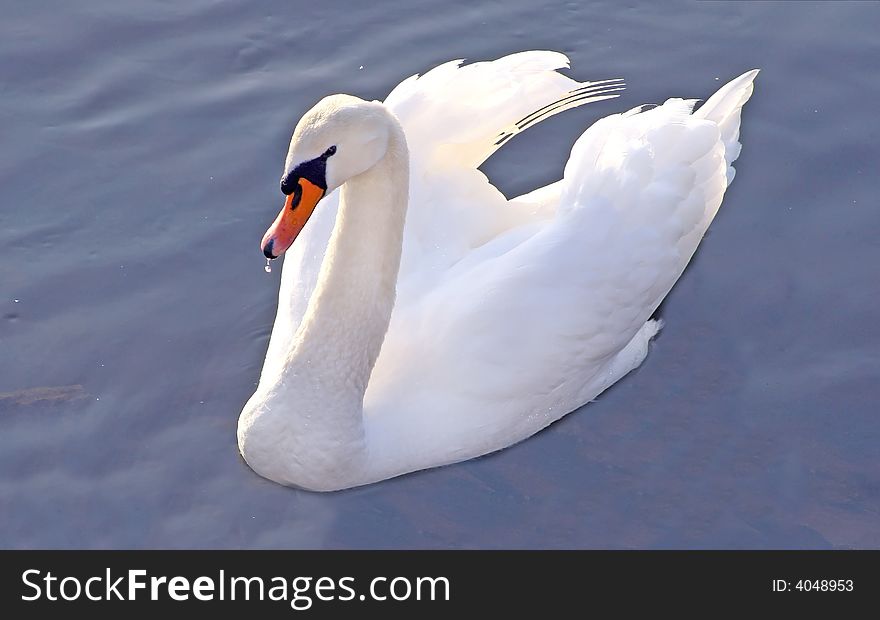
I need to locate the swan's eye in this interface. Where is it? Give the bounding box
[320,145,337,160]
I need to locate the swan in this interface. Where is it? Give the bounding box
[238,52,759,491]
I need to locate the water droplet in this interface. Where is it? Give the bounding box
[264,259,272,273]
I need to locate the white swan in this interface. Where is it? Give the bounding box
[238,52,759,491]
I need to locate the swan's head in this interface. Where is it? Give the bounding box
[261,94,391,260]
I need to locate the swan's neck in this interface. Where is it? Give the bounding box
[295,129,408,396]
[240,116,409,491]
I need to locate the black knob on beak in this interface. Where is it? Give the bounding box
[262,239,276,259]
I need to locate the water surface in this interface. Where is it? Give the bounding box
[2,1,879,548]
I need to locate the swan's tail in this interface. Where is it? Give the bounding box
[693,69,760,184]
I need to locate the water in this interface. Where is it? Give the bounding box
[1,1,878,549]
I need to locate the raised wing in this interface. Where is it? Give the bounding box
[385,51,624,168]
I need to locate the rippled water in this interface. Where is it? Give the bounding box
[2,1,878,548]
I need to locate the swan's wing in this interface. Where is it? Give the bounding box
[385,51,623,168]
[369,71,759,445]
[384,52,624,287]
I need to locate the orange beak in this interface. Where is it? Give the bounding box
[261,178,325,259]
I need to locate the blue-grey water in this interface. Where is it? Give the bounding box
[2,1,878,548]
